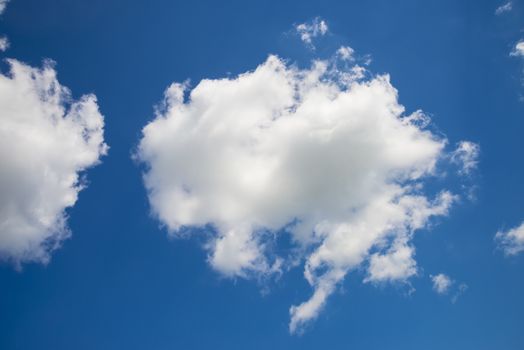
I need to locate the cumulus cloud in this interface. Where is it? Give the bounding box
[495,2,513,15]
[431,273,452,294]
[495,221,524,256]
[0,59,108,266]
[137,49,475,333]
[451,141,480,175]
[295,17,328,48]
[0,36,8,51]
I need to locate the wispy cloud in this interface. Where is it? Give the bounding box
[0,36,8,51]
[451,141,480,176]
[0,0,9,15]
[495,1,513,15]
[431,273,468,303]
[295,17,328,48]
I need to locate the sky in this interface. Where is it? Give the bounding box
[0,0,523,349]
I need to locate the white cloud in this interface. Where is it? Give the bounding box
[511,40,524,57]
[365,239,418,283]
[451,141,480,175]
[0,36,8,51]
[431,273,468,302]
[137,51,472,333]
[0,0,9,15]
[431,273,452,294]
[295,17,328,48]
[495,2,513,15]
[336,46,354,61]
[0,59,108,267]
[495,221,524,256]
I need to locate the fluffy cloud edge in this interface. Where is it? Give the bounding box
[0,59,108,266]
[137,42,478,333]
[431,273,452,294]
[495,221,524,256]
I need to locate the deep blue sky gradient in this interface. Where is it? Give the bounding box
[1,0,523,349]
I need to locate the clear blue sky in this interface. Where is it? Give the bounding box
[1,0,524,349]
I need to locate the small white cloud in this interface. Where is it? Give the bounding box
[451,141,480,175]
[511,40,524,57]
[431,274,468,302]
[495,221,524,256]
[495,1,513,15]
[336,46,355,61]
[365,240,418,283]
[0,0,9,15]
[0,36,9,51]
[431,273,452,294]
[295,17,329,48]
[0,59,108,267]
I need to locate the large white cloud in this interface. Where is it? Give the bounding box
[0,59,107,266]
[137,52,473,333]
[495,221,524,256]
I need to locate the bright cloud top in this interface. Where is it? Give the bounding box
[431,273,452,294]
[137,50,474,333]
[0,60,107,266]
[495,222,524,256]
[511,40,524,57]
[295,17,328,48]
[495,1,512,15]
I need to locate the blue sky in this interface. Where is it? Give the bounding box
[1,0,524,349]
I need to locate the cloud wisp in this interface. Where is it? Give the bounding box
[295,17,328,48]
[431,273,468,303]
[137,42,477,333]
[0,36,8,51]
[0,0,9,15]
[451,141,480,176]
[0,60,108,267]
[495,2,513,15]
